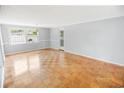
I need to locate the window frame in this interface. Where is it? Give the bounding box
[8,27,39,45]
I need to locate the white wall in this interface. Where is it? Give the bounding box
[0,24,2,87]
[0,24,4,88]
[64,16,124,66]
[1,24,51,55]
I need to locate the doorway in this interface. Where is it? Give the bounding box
[60,30,64,50]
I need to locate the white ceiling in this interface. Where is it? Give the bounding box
[0,5,124,27]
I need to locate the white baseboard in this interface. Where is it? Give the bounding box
[65,50,124,67]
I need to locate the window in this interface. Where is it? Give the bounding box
[9,27,39,45]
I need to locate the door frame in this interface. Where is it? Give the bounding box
[0,25,5,88]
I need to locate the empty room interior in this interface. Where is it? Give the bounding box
[0,5,124,88]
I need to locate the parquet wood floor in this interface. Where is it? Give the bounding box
[4,49,124,88]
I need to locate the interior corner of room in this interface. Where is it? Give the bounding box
[0,5,124,88]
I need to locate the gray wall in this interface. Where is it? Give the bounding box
[64,16,124,66]
[50,28,60,49]
[1,24,51,55]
